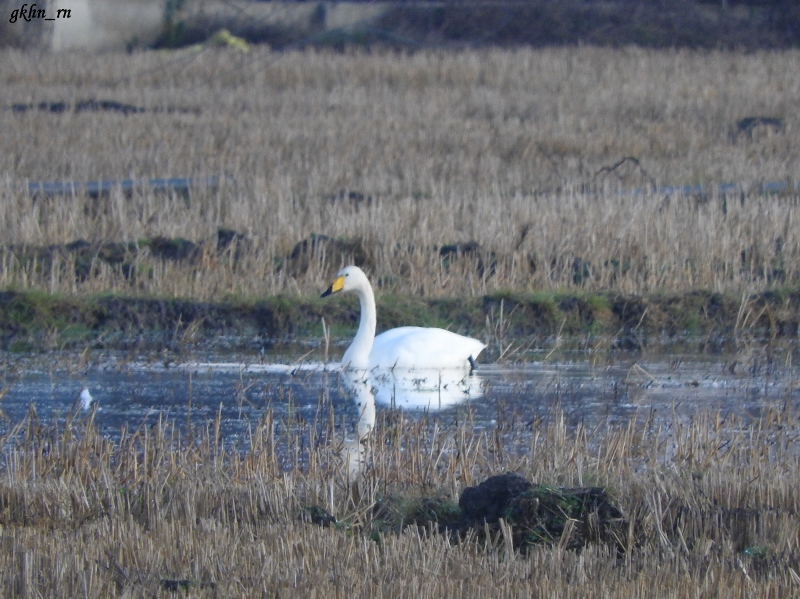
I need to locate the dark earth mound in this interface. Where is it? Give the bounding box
[305,472,627,554]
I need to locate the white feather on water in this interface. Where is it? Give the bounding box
[79,387,94,411]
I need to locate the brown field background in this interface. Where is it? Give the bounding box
[0,46,799,300]
[1,45,800,597]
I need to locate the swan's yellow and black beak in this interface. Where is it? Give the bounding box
[321,275,345,298]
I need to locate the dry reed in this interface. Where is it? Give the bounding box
[0,394,798,596]
[2,44,798,597]
[0,46,798,300]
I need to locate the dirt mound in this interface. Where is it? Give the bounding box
[310,471,627,554]
[458,472,626,552]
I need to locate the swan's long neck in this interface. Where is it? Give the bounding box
[342,283,376,369]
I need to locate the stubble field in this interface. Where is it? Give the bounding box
[1,46,799,300]
[0,45,799,597]
[0,396,798,597]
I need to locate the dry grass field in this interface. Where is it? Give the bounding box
[2,45,800,597]
[0,399,798,597]
[0,46,799,300]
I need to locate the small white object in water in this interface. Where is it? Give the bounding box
[79,387,94,411]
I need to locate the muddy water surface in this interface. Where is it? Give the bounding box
[2,349,797,454]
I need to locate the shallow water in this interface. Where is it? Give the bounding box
[1,349,797,450]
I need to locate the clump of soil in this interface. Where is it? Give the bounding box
[309,472,627,554]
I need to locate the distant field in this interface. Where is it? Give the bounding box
[0,46,798,300]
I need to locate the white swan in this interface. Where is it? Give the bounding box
[321,265,486,370]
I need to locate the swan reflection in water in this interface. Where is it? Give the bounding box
[367,367,484,410]
[338,367,485,479]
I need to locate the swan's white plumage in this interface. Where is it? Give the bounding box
[322,266,485,370]
[371,326,485,369]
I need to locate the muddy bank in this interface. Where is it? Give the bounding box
[4,231,800,357]
[0,285,798,355]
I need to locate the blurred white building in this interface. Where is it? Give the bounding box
[1,0,163,50]
[1,0,389,52]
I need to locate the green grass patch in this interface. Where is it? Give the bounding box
[1,287,799,353]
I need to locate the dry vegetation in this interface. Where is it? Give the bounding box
[0,46,799,300]
[2,45,799,597]
[0,399,798,596]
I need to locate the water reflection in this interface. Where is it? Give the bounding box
[364,368,483,410]
[340,370,377,439]
[337,367,484,477]
[0,352,797,457]
[338,371,376,479]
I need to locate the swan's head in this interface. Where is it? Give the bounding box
[321,265,370,298]
[322,266,376,369]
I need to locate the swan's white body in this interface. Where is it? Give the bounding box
[322,266,485,370]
